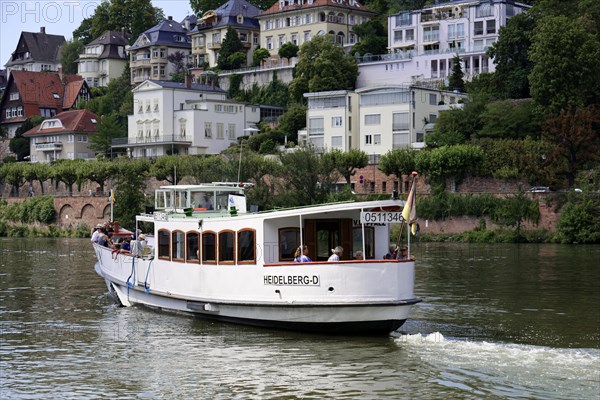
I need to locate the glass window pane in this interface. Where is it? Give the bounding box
[219,231,235,263]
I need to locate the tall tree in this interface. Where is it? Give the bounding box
[529,15,600,113]
[113,158,150,227]
[289,35,359,103]
[379,148,418,184]
[487,12,534,99]
[278,42,299,60]
[218,27,245,70]
[542,105,600,187]
[351,19,388,56]
[61,39,85,75]
[324,149,369,185]
[90,114,126,157]
[447,54,465,92]
[9,116,44,161]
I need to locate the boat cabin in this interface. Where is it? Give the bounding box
[154,183,249,213]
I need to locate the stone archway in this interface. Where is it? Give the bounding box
[58,204,76,227]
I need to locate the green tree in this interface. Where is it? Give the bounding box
[23,163,51,195]
[52,160,83,196]
[253,48,270,66]
[289,35,358,103]
[416,145,485,188]
[278,42,299,60]
[542,105,600,187]
[0,162,27,196]
[188,155,231,184]
[351,19,388,56]
[276,105,306,144]
[77,160,116,193]
[61,39,84,75]
[227,51,247,70]
[9,116,44,161]
[324,149,369,185]
[189,0,275,15]
[113,158,150,227]
[493,191,540,238]
[75,0,163,45]
[218,27,244,70]
[487,12,534,99]
[379,148,418,183]
[90,114,126,158]
[150,155,193,185]
[478,99,542,139]
[277,146,336,206]
[529,15,600,113]
[233,151,279,210]
[555,194,600,244]
[447,54,465,92]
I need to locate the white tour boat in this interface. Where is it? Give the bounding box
[92,183,421,334]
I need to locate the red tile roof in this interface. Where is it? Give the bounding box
[23,109,99,137]
[261,0,374,16]
[63,76,85,109]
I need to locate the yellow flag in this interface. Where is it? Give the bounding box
[402,177,417,235]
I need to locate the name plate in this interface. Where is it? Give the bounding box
[360,211,403,224]
[154,212,169,221]
[264,275,320,286]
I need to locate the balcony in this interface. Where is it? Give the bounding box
[207,42,221,50]
[35,142,62,151]
[131,58,151,67]
[112,135,193,147]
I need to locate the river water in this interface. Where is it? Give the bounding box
[0,238,598,399]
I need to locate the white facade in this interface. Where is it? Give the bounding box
[122,80,260,158]
[304,86,466,158]
[303,91,359,152]
[356,0,529,88]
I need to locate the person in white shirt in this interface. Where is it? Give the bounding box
[328,246,343,262]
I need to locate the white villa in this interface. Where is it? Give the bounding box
[117,78,260,158]
[356,0,530,88]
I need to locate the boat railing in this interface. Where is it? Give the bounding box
[264,259,414,267]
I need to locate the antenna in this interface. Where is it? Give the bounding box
[237,140,243,183]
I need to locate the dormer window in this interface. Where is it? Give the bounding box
[91,118,97,124]
[237,14,244,24]
[40,119,63,130]
[10,92,19,101]
[53,93,60,99]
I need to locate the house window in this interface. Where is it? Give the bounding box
[395,13,411,27]
[217,123,224,139]
[486,20,496,34]
[279,228,300,261]
[337,13,344,24]
[304,32,311,42]
[205,122,212,138]
[186,232,199,262]
[365,134,372,145]
[429,93,437,105]
[240,32,248,42]
[291,34,298,45]
[474,21,484,36]
[429,114,437,123]
[68,135,74,142]
[218,230,235,264]
[180,120,187,136]
[306,14,312,24]
[394,31,402,42]
[331,116,342,127]
[237,229,255,263]
[393,112,409,131]
[308,118,324,135]
[202,231,216,263]
[266,37,273,50]
[374,134,381,145]
[9,92,19,101]
[228,124,235,140]
[476,3,494,18]
[17,107,23,117]
[332,136,342,148]
[349,15,355,25]
[364,114,381,125]
[405,29,414,41]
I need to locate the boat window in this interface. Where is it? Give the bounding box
[172,230,185,261]
[193,192,214,210]
[218,230,235,264]
[158,229,170,259]
[156,191,166,209]
[186,231,199,263]
[202,231,216,263]
[164,191,174,209]
[175,191,188,209]
[215,191,231,210]
[237,229,255,263]
[279,228,300,261]
[352,227,374,259]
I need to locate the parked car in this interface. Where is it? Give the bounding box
[529,186,551,193]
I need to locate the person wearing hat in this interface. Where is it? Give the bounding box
[328,246,343,262]
[131,234,146,258]
[91,224,103,243]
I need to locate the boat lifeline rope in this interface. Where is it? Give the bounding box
[126,255,136,302]
[144,259,154,293]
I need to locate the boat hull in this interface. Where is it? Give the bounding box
[106,277,416,334]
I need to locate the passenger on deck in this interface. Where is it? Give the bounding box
[294,245,312,262]
[200,194,213,210]
[397,246,409,260]
[90,224,102,242]
[354,251,364,260]
[328,246,343,262]
[383,244,398,259]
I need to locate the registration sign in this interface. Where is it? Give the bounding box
[360,211,404,224]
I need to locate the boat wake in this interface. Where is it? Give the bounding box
[393,332,599,399]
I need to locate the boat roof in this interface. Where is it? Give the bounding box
[158,182,250,191]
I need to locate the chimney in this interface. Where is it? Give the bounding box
[168,16,173,21]
[185,73,192,88]
[40,27,46,34]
